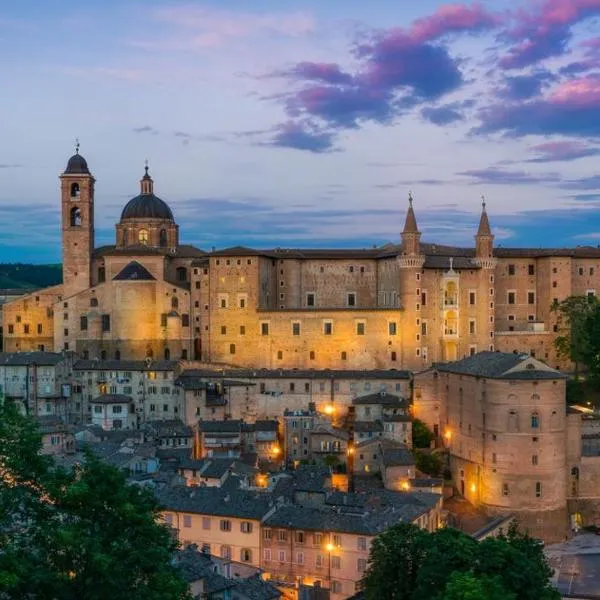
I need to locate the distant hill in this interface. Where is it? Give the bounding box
[0,264,62,290]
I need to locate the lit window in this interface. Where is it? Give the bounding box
[138,229,148,245]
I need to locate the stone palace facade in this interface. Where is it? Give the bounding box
[4,148,600,370]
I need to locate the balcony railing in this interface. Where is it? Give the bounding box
[444,298,458,306]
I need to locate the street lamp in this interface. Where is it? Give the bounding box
[324,404,335,416]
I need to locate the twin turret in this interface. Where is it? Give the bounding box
[400,194,494,263]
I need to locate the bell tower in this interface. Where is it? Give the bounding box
[60,141,95,298]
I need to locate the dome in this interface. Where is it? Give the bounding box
[120,193,174,221]
[64,153,90,174]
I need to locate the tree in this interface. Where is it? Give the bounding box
[362,523,430,600]
[580,306,600,387]
[443,572,514,600]
[412,419,434,448]
[0,403,191,600]
[552,295,599,378]
[361,522,559,600]
[414,449,443,477]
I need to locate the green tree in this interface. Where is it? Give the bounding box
[361,522,559,600]
[552,295,599,378]
[581,306,600,387]
[0,403,191,600]
[412,419,434,448]
[443,572,514,600]
[414,449,443,477]
[362,523,430,600]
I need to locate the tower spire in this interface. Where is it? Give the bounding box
[140,160,154,195]
[477,195,491,236]
[403,191,419,234]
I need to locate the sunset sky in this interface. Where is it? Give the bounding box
[1,0,599,262]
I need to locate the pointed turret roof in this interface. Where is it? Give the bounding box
[477,197,491,236]
[402,192,419,234]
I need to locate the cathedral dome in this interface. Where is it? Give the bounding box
[64,152,90,174]
[120,193,174,221]
[120,165,174,221]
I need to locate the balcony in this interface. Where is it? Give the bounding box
[444,298,458,307]
[443,328,458,339]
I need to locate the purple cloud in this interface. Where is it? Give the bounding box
[498,70,556,101]
[526,140,600,162]
[457,167,562,185]
[262,121,337,153]
[263,3,498,151]
[500,0,600,70]
[476,74,600,138]
[421,104,465,125]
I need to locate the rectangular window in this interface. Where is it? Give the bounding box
[469,319,476,335]
[306,293,315,307]
[536,482,542,497]
[37,323,42,334]
[323,321,333,335]
[240,521,253,533]
[421,291,427,306]
[528,264,535,275]
[292,322,301,336]
[181,314,189,327]
[508,292,515,305]
[221,325,227,335]
[347,293,356,307]
[261,322,269,336]
[469,291,476,305]
[508,264,515,275]
[503,483,509,496]
[332,556,341,569]
[357,558,367,572]
[240,325,245,335]
[421,321,427,336]
[239,297,246,308]
[183,515,192,528]
[388,322,397,335]
[532,454,538,465]
[101,315,110,332]
[528,292,535,305]
[220,519,232,531]
[356,322,365,335]
[160,313,167,327]
[357,537,367,551]
[296,552,304,564]
[264,549,272,561]
[80,316,88,331]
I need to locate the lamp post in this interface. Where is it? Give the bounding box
[326,541,334,589]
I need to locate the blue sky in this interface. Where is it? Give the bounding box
[1,0,600,262]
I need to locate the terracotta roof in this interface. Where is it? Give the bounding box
[402,197,419,234]
[93,244,205,258]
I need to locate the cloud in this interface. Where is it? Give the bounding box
[132,125,159,135]
[134,6,315,50]
[573,232,600,240]
[0,164,22,169]
[261,3,498,151]
[498,70,556,101]
[476,74,600,138]
[421,100,474,125]
[561,175,600,190]
[526,141,600,162]
[260,121,337,153]
[457,167,562,185]
[500,0,600,70]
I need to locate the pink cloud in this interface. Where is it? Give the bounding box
[550,75,600,106]
[410,3,499,43]
[501,0,600,69]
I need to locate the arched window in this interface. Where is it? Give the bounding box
[240,548,252,562]
[123,229,129,246]
[115,350,121,360]
[171,297,178,310]
[164,348,170,360]
[508,404,519,432]
[138,229,148,245]
[531,411,540,429]
[159,229,167,247]
[100,350,107,360]
[70,182,80,198]
[70,206,82,227]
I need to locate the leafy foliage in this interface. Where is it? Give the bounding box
[412,418,434,448]
[414,449,443,477]
[0,403,190,600]
[552,295,600,377]
[362,521,559,600]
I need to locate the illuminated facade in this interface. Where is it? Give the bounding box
[4,148,600,369]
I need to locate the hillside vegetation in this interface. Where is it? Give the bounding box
[0,264,62,289]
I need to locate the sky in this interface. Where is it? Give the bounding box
[1,0,600,262]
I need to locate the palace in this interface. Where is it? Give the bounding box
[4,147,600,370]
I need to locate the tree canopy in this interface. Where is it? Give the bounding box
[0,402,190,600]
[552,295,600,379]
[412,418,434,448]
[362,522,559,600]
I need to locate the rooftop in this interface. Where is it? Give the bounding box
[353,391,408,407]
[0,351,65,366]
[74,359,178,371]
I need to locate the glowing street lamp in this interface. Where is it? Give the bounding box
[470,482,477,493]
[400,480,411,491]
[324,404,335,416]
[325,542,335,552]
